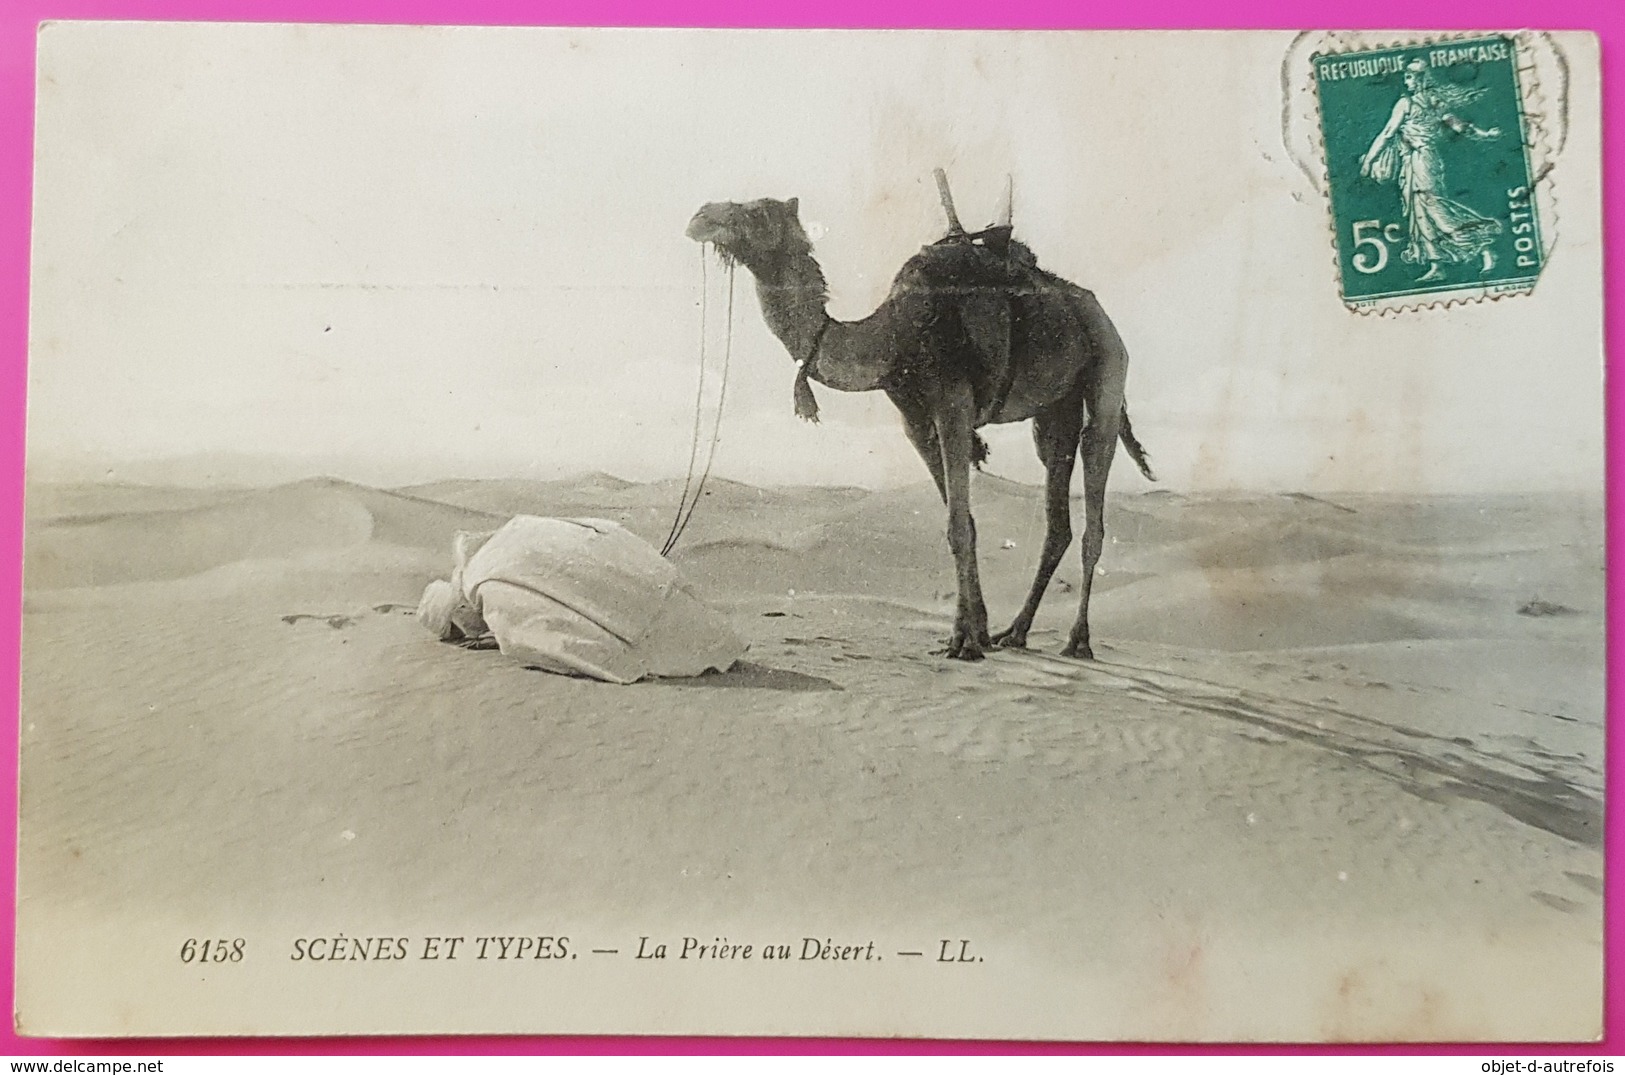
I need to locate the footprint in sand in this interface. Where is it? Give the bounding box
[280,613,355,630]
[1563,871,1603,896]
[1531,891,1584,914]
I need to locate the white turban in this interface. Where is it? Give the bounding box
[417,579,463,640]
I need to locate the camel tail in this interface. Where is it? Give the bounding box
[1118,405,1156,481]
[971,432,990,470]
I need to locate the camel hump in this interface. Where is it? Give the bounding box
[894,236,1045,424]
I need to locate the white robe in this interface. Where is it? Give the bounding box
[418,516,745,684]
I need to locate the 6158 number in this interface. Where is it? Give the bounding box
[181,938,245,963]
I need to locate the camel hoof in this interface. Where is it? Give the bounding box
[1060,641,1095,660]
[949,645,985,662]
[991,630,1028,650]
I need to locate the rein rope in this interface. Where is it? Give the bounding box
[660,248,734,557]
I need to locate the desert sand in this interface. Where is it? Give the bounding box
[15,470,1605,1041]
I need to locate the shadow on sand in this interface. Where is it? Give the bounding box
[649,660,842,692]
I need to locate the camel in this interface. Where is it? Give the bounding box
[685,195,1154,661]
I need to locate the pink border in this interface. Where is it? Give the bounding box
[0,0,1616,1057]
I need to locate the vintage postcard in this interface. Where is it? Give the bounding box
[15,24,1604,1040]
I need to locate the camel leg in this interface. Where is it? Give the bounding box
[894,385,985,658]
[992,397,1082,649]
[936,381,989,660]
[1063,395,1123,660]
[890,390,948,502]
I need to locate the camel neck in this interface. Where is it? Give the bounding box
[754,250,832,364]
[750,246,895,393]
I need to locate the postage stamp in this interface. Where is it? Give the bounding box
[1313,36,1545,311]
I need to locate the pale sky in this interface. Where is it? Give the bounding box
[27,25,1604,492]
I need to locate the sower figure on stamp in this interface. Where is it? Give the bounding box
[1360,58,1503,282]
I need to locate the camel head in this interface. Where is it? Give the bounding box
[685,197,809,274]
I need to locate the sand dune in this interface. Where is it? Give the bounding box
[24,470,1603,645]
[24,476,503,591]
[399,474,870,552]
[15,469,1606,1040]
[25,480,248,520]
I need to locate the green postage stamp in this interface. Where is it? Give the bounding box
[1314,36,1544,311]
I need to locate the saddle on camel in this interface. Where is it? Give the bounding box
[792,171,1040,432]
